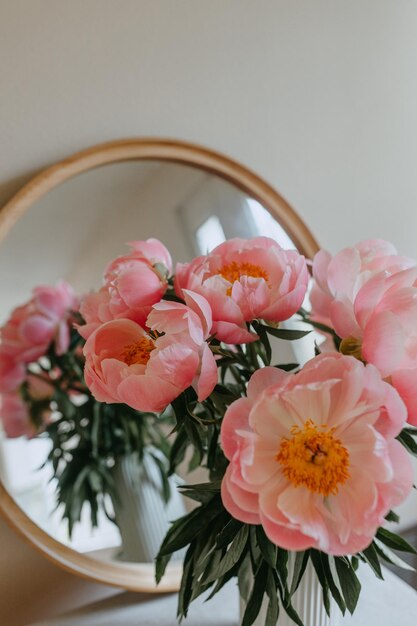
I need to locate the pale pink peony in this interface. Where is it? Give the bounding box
[0,392,36,438]
[221,353,412,555]
[0,281,78,364]
[83,292,217,413]
[310,239,415,332]
[175,237,309,344]
[311,239,417,424]
[78,239,172,340]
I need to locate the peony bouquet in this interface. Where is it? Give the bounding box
[1,235,417,625]
[0,252,175,536]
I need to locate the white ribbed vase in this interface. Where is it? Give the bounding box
[111,453,186,563]
[241,559,335,626]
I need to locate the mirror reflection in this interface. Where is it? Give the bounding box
[0,160,303,564]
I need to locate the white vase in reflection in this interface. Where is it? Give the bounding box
[111,452,185,563]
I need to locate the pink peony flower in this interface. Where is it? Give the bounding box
[310,239,415,332]
[0,281,78,363]
[311,240,417,424]
[0,352,25,392]
[175,237,309,344]
[221,353,412,555]
[78,239,172,340]
[0,392,36,438]
[83,292,217,413]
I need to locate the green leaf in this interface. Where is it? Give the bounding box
[238,553,253,603]
[205,565,240,601]
[279,597,304,626]
[215,518,243,548]
[255,526,277,569]
[310,551,331,616]
[376,528,417,554]
[184,419,204,465]
[87,469,102,493]
[334,557,361,614]
[253,322,272,365]
[177,543,196,617]
[157,506,215,557]
[289,551,308,597]
[362,543,384,580]
[203,525,249,583]
[155,553,171,584]
[265,569,280,626]
[241,562,268,626]
[374,540,416,571]
[397,430,417,456]
[273,363,299,372]
[179,480,222,505]
[321,555,346,616]
[385,510,400,524]
[351,556,359,571]
[254,322,311,341]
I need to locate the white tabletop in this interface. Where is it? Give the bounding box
[31,566,417,626]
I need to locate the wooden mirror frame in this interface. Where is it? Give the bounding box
[0,137,320,592]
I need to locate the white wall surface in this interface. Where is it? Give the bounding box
[0,0,417,256]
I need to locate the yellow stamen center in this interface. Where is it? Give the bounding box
[276,420,350,496]
[217,261,268,294]
[339,336,364,362]
[122,337,155,366]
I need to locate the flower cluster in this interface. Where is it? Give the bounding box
[0,281,77,437]
[1,234,417,626]
[80,236,308,412]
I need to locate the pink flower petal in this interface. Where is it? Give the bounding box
[116,263,164,307]
[246,366,289,401]
[391,368,417,426]
[194,343,218,401]
[221,465,261,523]
[221,397,252,459]
[362,311,406,377]
[327,247,361,299]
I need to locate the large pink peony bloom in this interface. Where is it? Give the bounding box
[175,237,309,344]
[221,353,412,555]
[311,239,417,424]
[83,292,217,413]
[79,239,172,339]
[0,281,78,364]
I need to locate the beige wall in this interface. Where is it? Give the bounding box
[1,0,417,621]
[1,1,417,256]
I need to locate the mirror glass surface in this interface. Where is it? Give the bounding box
[0,160,306,566]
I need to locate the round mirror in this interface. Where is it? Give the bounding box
[0,138,319,591]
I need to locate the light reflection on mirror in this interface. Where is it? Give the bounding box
[0,160,310,560]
